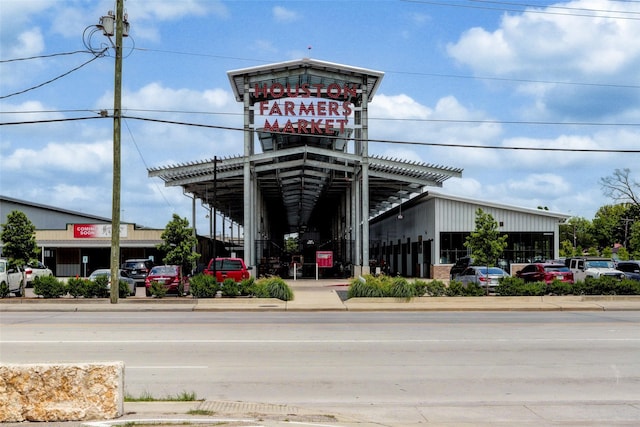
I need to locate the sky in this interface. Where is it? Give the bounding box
[1,0,639,237]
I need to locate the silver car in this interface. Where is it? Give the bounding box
[88,269,136,296]
[456,266,510,292]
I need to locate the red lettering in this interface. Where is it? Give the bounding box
[270,83,284,98]
[312,84,323,97]
[316,101,327,116]
[336,119,348,132]
[282,120,296,133]
[310,119,323,133]
[342,101,352,116]
[259,101,269,115]
[268,102,282,115]
[263,119,280,132]
[284,101,295,115]
[327,83,341,99]
[299,102,314,115]
[254,84,268,99]
[343,85,357,99]
[328,101,339,116]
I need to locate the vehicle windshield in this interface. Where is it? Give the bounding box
[477,267,505,275]
[544,265,570,272]
[585,260,615,269]
[215,259,244,270]
[150,266,178,275]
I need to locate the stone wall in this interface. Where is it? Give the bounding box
[0,362,124,422]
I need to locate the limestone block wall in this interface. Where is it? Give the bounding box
[0,362,124,422]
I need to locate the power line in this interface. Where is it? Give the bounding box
[402,0,640,20]
[0,49,107,100]
[2,114,638,153]
[120,114,640,153]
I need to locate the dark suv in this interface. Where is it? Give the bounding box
[121,259,154,285]
[616,261,640,281]
[449,256,473,279]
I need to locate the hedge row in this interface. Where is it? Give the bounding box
[21,275,132,299]
[347,274,640,298]
[188,274,294,301]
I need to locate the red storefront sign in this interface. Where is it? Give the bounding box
[73,224,127,238]
[316,251,333,268]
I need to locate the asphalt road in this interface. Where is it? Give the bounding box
[2,311,640,425]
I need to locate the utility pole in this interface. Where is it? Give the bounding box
[110,0,125,303]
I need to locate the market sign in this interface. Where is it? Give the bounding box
[73,224,128,238]
[316,251,333,268]
[253,82,358,135]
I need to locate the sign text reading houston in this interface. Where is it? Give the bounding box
[254,82,357,135]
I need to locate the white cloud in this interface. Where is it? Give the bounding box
[273,6,298,23]
[3,140,112,173]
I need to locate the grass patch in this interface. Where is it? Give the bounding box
[187,409,216,416]
[124,390,199,402]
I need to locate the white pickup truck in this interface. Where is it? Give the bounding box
[0,258,25,297]
[566,257,625,282]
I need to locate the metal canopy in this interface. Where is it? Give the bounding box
[148,150,462,232]
[149,58,463,261]
[228,57,385,104]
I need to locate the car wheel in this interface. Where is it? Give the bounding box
[145,288,151,297]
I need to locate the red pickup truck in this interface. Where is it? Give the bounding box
[203,257,251,282]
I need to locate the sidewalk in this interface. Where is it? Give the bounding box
[1,278,640,312]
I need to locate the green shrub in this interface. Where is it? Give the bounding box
[239,276,255,296]
[67,277,89,298]
[615,278,640,295]
[189,273,218,298]
[424,280,447,296]
[412,279,429,297]
[495,276,524,296]
[149,280,167,298]
[84,276,110,298]
[389,277,414,298]
[118,280,130,298]
[253,276,293,301]
[518,281,546,296]
[33,275,66,298]
[0,282,10,298]
[348,275,386,298]
[548,279,573,296]
[220,278,239,297]
[446,280,485,296]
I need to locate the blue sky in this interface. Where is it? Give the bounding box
[1,0,639,236]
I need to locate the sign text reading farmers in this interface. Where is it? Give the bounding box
[254,82,357,135]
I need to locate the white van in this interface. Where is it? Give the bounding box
[0,258,25,297]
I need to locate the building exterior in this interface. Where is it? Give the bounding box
[2,59,570,280]
[0,195,164,277]
[370,191,570,279]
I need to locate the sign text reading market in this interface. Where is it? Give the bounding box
[254,82,358,135]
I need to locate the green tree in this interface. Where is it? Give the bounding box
[560,217,595,251]
[157,214,199,275]
[592,204,629,250]
[285,235,299,253]
[629,221,640,257]
[0,210,39,266]
[464,209,508,266]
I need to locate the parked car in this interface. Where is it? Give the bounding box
[616,261,640,281]
[565,257,625,281]
[516,263,574,284]
[456,266,510,292]
[145,265,190,296]
[120,259,154,285]
[88,269,136,296]
[0,258,24,297]
[24,261,53,287]
[449,256,473,279]
[203,257,251,283]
